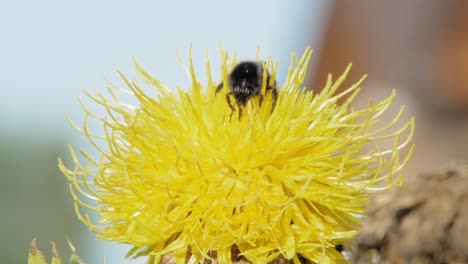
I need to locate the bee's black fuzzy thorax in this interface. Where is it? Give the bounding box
[216,60,278,120]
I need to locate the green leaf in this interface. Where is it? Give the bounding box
[67,237,85,264]
[51,242,63,264]
[28,239,47,264]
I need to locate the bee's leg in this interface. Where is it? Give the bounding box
[226,92,235,121]
[269,87,278,114]
[216,82,224,95]
[258,93,264,107]
[237,104,243,120]
[266,75,272,88]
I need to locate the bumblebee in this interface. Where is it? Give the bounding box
[216,61,278,120]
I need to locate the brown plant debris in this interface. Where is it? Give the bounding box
[353,167,468,264]
[159,248,312,264]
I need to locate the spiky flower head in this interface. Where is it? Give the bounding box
[59,48,414,264]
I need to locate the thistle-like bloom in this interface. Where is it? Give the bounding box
[59,48,414,264]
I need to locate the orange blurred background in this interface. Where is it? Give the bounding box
[308,0,468,177]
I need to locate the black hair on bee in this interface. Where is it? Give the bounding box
[216,61,278,120]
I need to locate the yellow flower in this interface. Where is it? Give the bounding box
[59,48,414,264]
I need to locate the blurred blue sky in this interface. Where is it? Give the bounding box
[1,0,329,133]
[1,1,329,263]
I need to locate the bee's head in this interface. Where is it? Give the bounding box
[233,89,250,106]
[229,61,263,105]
